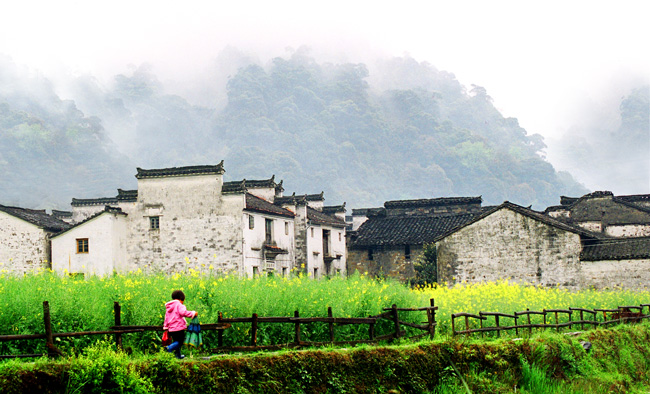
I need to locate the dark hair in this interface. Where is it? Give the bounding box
[171,290,185,301]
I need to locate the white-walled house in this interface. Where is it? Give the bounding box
[0,204,69,274]
[275,193,347,278]
[51,206,128,276]
[51,163,346,278]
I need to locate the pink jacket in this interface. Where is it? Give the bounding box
[163,300,196,332]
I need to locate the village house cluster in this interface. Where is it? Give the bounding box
[2,162,650,290]
[1,162,347,279]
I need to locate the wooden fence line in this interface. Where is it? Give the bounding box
[452,304,650,337]
[0,299,438,358]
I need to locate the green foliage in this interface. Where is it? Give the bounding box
[412,243,438,287]
[0,271,424,355]
[5,324,650,393]
[0,53,589,211]
[66,340,154,394]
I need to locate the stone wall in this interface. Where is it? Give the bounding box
[436,208,583,289]
[580,259,650,290]
[125,176,245,275]
[605,224,650,238]
[347,245,420,281]
[0,212,51,274]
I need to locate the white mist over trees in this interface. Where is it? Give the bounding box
[1,49,646,210]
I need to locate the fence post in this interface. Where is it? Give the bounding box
[514,315,519,336]
[451,315,456,336]
[251,313,258,347]
[327,307,335,342]
[495,315,501,338]
[43,301,60,358]
[294,310,301,345]
[527,309,532,336]
[369,315,375,341]
[114,302,122,349]
[428,298,435,339]
[391,304,401,339]
[217,312,224,347]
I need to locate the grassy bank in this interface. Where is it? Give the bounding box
[2,322,650,393]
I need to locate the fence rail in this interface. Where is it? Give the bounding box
[0,299,438,358]
[452,304,650,337]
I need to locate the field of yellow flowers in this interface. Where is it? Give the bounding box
[1,270,648,356]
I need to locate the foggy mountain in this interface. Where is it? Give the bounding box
[550,85,650,193]
[0,50,612,211]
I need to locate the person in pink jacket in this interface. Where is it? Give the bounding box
[163,290,197,359]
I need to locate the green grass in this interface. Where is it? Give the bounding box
[0,271,425,355]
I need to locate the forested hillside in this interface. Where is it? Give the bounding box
[0,51,602,210]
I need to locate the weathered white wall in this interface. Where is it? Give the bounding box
[51,213,127,277]
[580,259,650,290]
[351,215,368,231]
[126,175,245,275]
[71,205,107,223]
[605,224,650,238]
[242,212,295,277]
[247,188,276,203]
[0,212,51,274]
[437,208,584,289]
[575,221,602,233]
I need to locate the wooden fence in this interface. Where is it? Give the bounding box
[0,299,438,359]
[451,304,650,337]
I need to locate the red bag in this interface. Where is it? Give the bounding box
[161,330,172,346]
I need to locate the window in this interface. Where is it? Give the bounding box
[339,232,342,241]
[285,222,289,235]
[265,218,273,243]
[311,228,314,237]
[253,266,259,277]
[282,267,288,277]
[368,248,374,261]
[313,268,319,278]
[322,229,330,256]
[76,238,89,254]
[405,245,411,260]
[150,216,160,230]
[249,215,255,229]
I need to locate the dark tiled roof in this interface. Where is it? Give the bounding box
[224,175,278,189]
[322,203,346,215]
[135,161,225,179]
[307,207,347,228]
[52,206,127,238]
[245,193,295,218]
[0,204,70,232]
[52,210,72,218]
[618,194,650,203]
[72,189,138,206]
[305,192,324,201]
[560,191,613,206]
[384,196,482,209]
[433,201,604,243]
[351,208,378,215]
[222,180,247,194]
[71,197,118,207]
[117,189,138,202]
[353,213,477,247]
[544,205,569,213]
[581,237,650,261]
[223,176,281,194]
[274,193,308,206]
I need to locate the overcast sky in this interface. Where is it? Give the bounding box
[1,0,649,185]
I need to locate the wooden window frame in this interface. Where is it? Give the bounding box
[150,216,160,230]
[76,238,89,254]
